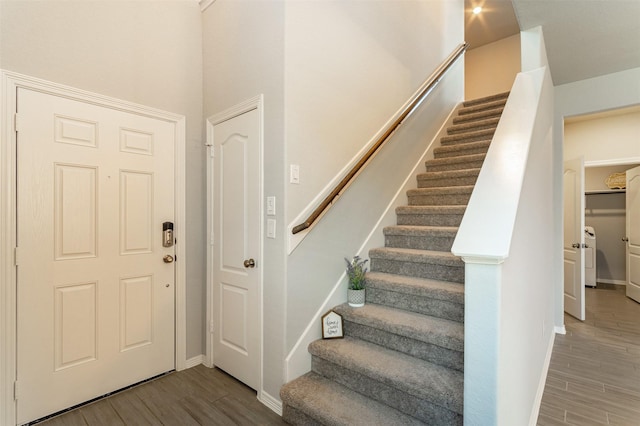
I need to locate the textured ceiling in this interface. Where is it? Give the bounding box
[465,0,640,86]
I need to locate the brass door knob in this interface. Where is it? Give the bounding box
[163,255,174,263]
[244,259,255,268]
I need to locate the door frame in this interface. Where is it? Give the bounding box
[204,95,264,395]
[0,70,187,425]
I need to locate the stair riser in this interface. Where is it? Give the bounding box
[282,406,322,426]
[426,159,485,172]
[460,98,508,113]
[396,212,464,227]
[418,175,479,188]
[312,357,463,425]
[441,132,495,146]
[371,258,464,283]
[434,145,490,159]
[453,108,503,125]
[385,234,455,251]
[447,121,498,135]
[366,286,464,322]
[408,193,471,206]
[343,320,464,371]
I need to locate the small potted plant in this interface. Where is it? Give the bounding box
[345,255,368,307]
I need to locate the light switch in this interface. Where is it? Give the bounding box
[267,219,276,239]
[267,196,276,216]
[290,164,300,184]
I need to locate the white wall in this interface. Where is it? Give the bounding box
[202,0,286,401]
[553,66,640,328]
[465,34,520,100]
[0,0,204,358]
[565,109,640,164]
[201,0,464,404]
[283,0,464,364]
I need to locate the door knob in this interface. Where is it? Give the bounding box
[572,243,580,249]
[244,258,256,268]
[622,237,629,242]
[163,255,174,263]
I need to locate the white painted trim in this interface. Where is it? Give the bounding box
[185,355,204,369]
[258,391,283,417]
[529,330,556,426]
[597,279,626,286]
[0,70,188,425]
[284,104,458,381]
[554,325,567,335]
[205,94,265,400]
[585,157,640,167]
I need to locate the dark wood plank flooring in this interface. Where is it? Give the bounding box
[537,284,640,426]
[35,365,286,425]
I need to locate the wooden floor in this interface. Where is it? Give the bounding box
[537,285,640,426]
[34,365,286,425]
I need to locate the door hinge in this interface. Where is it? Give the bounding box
[14,381,19,400]
[14,247,19,266]
[210,321,215,334]
[208,145,214,158]
[210,232,215,246]
[14,113,20,132]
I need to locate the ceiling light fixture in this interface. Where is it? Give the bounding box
[473,6,482,15]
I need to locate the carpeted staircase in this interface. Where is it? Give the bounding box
[280,92,510,425]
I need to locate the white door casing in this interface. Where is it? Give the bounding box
[626,165,640,303]
[0,71,187,426]
[563,156,585,320]
[206,96,263,392]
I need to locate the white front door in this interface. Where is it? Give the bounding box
[563,157,585,320]
[210,107,261,391]
[16,88,176,424]
[626,165,640,303]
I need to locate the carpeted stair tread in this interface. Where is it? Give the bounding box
[383,224,457,238]
[427,153,486,166]
[417,168,481,188]
[434,140,491,158]
[441,128,496,145]
[370,247,464,282]
[453,107,504,124]
[280,372,425,426]
[462,91,509,107]
[407,185,474,206]
[366,271,465,305]
[384,225,457,251]
[395,205,466,227]
[333,303,463,352]
[309,337,464,414]
[446,117,499,135]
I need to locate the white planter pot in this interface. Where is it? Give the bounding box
[348,288,365,307]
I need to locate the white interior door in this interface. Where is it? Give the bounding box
[563,157,585,320]
[16,88,176,424]
[211,107,261,390]
[626,165,640,303]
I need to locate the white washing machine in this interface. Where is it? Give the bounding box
[585,226,596,288]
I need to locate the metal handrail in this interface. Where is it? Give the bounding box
[292,42,468,235]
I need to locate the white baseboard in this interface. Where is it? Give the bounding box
[185,354,204,369]
[597,279,626,286]
[258,390,283,416]
[529,330,556,426]
[554,325,566,335]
